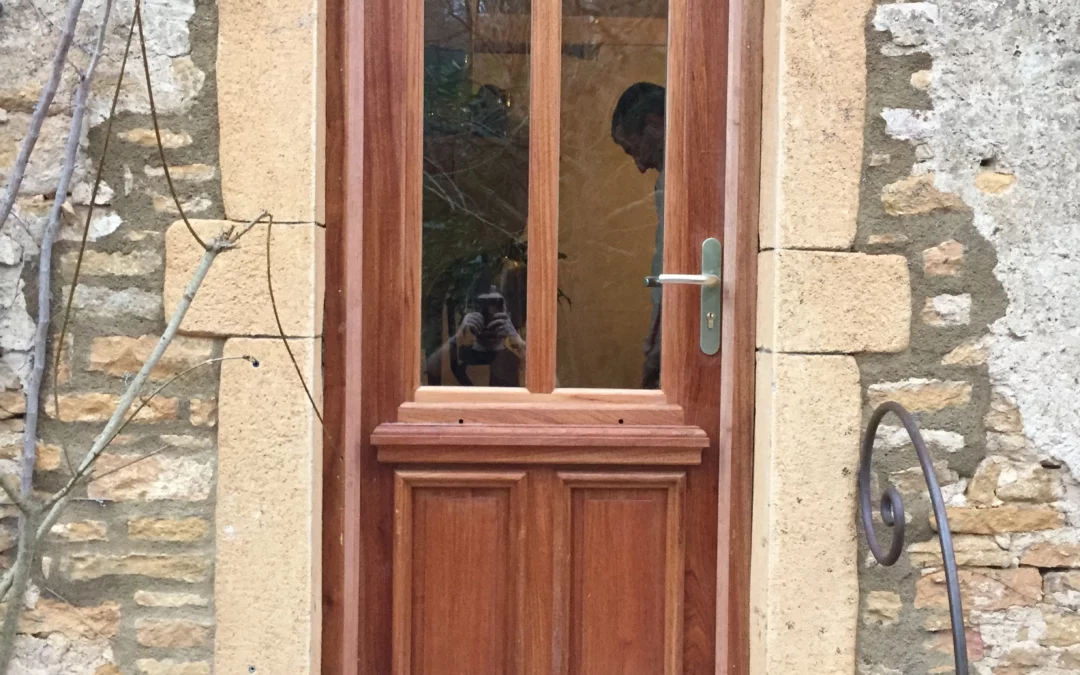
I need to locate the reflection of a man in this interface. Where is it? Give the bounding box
[611,82,666,389]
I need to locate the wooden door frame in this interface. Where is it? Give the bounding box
[320,0,762,672]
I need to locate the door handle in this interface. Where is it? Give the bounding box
[643,273,720,287]
[642,238,722,356]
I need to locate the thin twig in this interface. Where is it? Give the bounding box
[0,477,29,514]
[135,0,207,250]
[0,514,38,669]
[52,1,138,421]
[82,443,171,486]
[266,218,323,426]
[39,585,106,640]
[234,211,270,242]
[0,569,13,603]
[0,0,89,229]
[21,0,116,499]
[105,355,256,448]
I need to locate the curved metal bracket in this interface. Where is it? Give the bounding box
[858,402,969,675]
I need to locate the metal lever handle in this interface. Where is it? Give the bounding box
[642,238,723,356]
[644,273,721,288]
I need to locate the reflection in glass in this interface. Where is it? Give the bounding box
[557,0,669,389]
[421,0,531,387]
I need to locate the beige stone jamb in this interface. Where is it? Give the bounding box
[751,0,912,673]
[216,339,322,675]
[179,0,326,669]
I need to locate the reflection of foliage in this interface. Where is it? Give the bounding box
[421,43,572,358]
[421,44,529,356]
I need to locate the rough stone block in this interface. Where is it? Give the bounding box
[188,398,216,427]
[49,521,108,542]
[922,240,964,276]
[88,335,214,381]
[61,554,209,582]
[758,250,910,353]
[985,391,1024,434]
[941,335,989,366]
[881,173,966,216]
[908,535,1012,569]
[915,567,1041,612]
[136,619,210,648]
[118,129,192,148]
[88,454,211,502]
[164,220,322,336]
[47,393,178,423]
[922,294,971,327]
[867,378,972,412]
[1020,538,1080,569]
[134,591,209,608]
[129,517,209,541]
[863,591,902,625]
[135,660,211,675]
[1045,571,1080,609]
[974,170,1016,195]
[934,505,1063,535]
[18,600,121,640]
[1043,612,1080,648]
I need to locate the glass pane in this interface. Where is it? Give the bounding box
[421,0,531,387]
[556,0,669,389]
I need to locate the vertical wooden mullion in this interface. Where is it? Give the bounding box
[526,0,561,393]
[403,0,423,398]
[660,0,689,402]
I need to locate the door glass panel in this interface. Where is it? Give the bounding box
[421,0,532,387]
[556,0,669,389]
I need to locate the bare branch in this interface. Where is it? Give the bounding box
[52,1,139,421]
[135,1,207,250]
[266,218,324,426]
[0,0,89,229]
[0,517,38,668]
[0,569,13,603]
[103,355,257,452]
[0,477,30,514]
[82,443,171,487]
[39,235,233,530]
[20,0,117,501]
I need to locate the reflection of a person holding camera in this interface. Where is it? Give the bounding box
[424,286,526,387]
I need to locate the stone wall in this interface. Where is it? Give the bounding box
[754,0,1080,674]
[856,2,1080,674]
[0,0,322,670]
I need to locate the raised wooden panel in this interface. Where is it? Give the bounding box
[553,472,686,675]
[393,471,527,675]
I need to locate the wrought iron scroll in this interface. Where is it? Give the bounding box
[858,401,969,675]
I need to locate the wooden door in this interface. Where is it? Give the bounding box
[321,0,761,672]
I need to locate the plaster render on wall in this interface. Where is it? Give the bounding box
[900,1,1080,478]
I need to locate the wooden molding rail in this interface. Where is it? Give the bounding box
[373,422,708,465]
